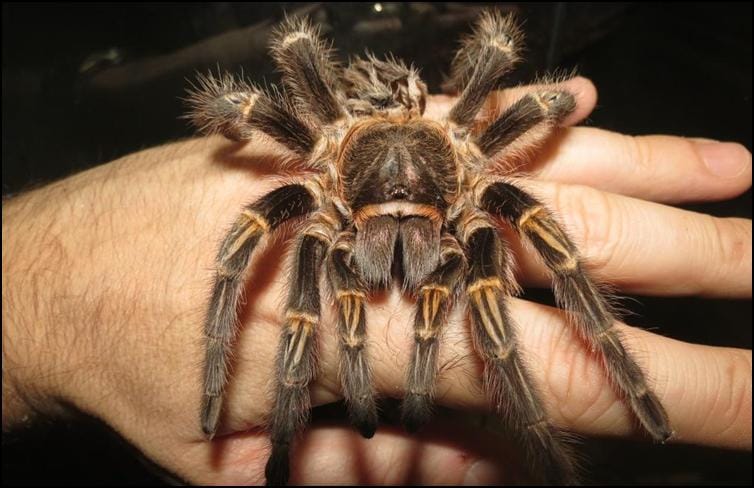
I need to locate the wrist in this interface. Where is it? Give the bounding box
[2,188,84,428]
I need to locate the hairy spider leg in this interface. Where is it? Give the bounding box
[201,183,319,437]
[265,210,338,486]
[475,91,576,160]
[459,210,579,484]
[448,11,523,126]
[271,16,344,123]
[185,73,318,157]
[445,10,524,95]
[479,181,673,443]
[401,235,467,432]
[327,231,379,438]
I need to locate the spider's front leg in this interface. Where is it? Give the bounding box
[448,10,523,126]
[265,210,338,486]
[270,16,344,123]
[327,231,379,438]
[478,180,673,443]
[458,210,578,484]
[185,72,318,157]
[401,234,467,431]
[474,90,576,164]
[201,183,320,437]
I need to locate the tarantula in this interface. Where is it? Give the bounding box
[186,11,672,485]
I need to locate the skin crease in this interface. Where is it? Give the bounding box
[2,77,752,485]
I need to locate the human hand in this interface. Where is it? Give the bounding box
[2,76,751,485]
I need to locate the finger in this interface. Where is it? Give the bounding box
[508,180,753,298]
[360,294,753,451]
[190,419,516,485]
[532,127,753,203]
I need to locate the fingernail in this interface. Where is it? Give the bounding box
[463,459,502,485]
[695,141,752,178]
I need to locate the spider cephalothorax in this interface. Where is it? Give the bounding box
[186,11,672,485]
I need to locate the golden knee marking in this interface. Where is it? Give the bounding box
[419,288,448,338]
[241,210,270,231]
[286,311,318,326]
[521,213,579,270]
[532,93,554,112]
[483,287,506,342]
[517,205,544,228]
[467,277,504,295]
[484,35,514,54]
[419,284,450,297]
[416,328,439,342]
[281,31,311,49]
[225,92,258,120]
[303,229,332,244]
[470,289,504,349]
[336,289,366,300]
[523,219,570,256]
[222,220,265,263]
[284,315,315,369]
[337,293,364,346]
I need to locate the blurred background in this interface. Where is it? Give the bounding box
[2,2,751,485]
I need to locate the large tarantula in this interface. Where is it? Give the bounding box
[186,11,672,485]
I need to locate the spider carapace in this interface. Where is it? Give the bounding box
[186,10,672,485]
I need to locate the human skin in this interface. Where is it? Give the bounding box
[2,77,752,485]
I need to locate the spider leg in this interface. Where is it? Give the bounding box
[448,10,523,126]
[478,180,673,443]
[201,183,319,438]
[401,234,467,432]
[185,72,318,157]
[458,210,578,484]
[270,16,344,123]
[475,90,576,160]
[327,231,379,438]
[265,211,336,486]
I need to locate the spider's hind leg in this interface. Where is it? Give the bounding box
[327,231,379,438]
[459,210,579,484]
[401,234,467,432]
[479,180,673,443]
[265,211,337,486]
[201,183,319,438]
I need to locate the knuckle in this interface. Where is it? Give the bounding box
[714,218,751,280]
[713,350,752,444]
[545,316,614,429]
[624,134,655,175]
[551,183,623,271]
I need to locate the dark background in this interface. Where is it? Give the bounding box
[2,2,751,485]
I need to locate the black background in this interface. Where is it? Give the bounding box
[2,2,751,485]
